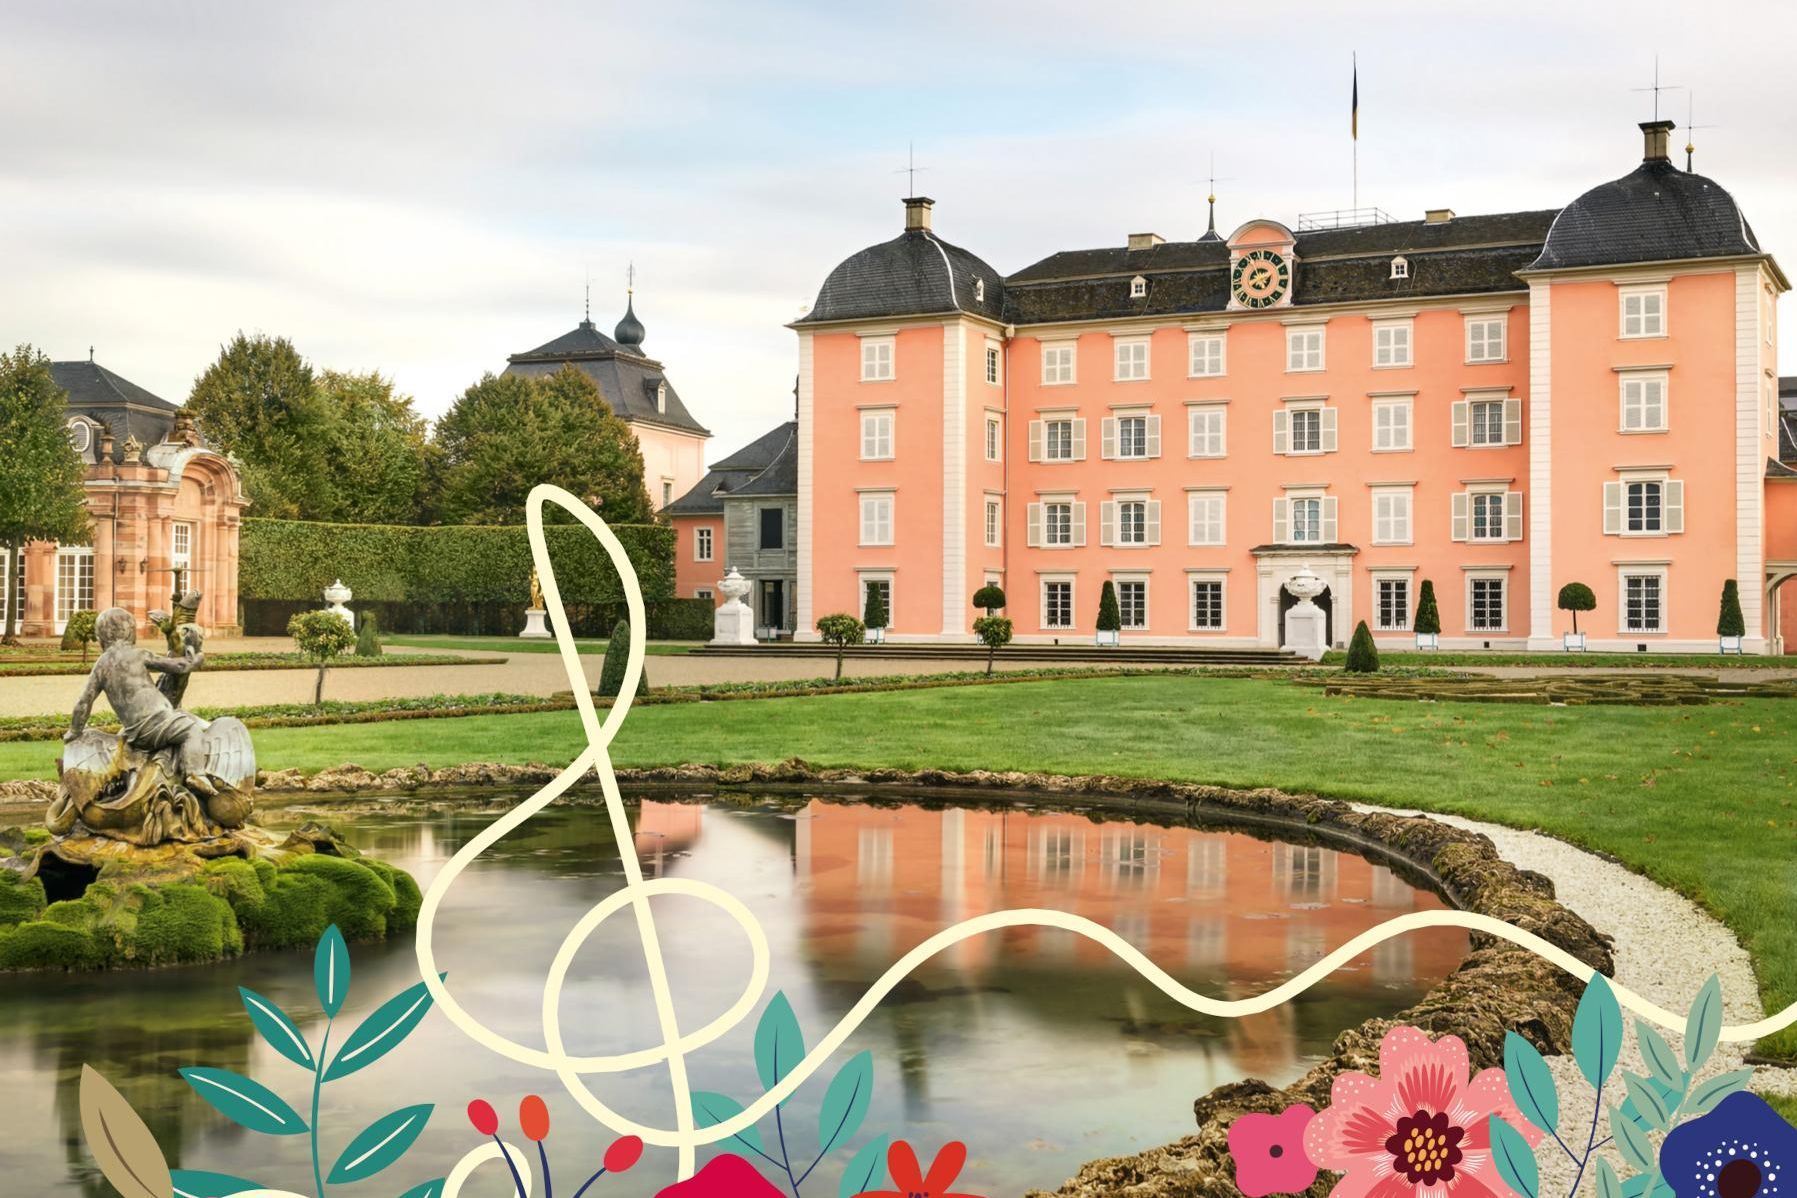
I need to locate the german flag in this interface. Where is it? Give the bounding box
[1351,53,1359,141]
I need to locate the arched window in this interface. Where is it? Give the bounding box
[1130,275,1148,298]
[1389,256,1409,280]
[65,420,92,455]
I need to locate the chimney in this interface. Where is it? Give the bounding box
[1127,232,1165,251]
[903,196,934,232]
[1424,208,1455,224]
[1640,119,1675,162]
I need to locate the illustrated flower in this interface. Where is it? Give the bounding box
[1231,1105,1320,1196]
[1305,1026,1544,1198]
[855,1139,983,1198]
[1660,1092,1797,1198]
[520,1095,551,1142]
[467,1099,500,1137]
[653,1153,786,1197]
[604,1135,645,1173]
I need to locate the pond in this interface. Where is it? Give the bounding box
[0,789,1469,1196]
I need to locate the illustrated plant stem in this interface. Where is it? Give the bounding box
[774,1105,801,1197]
[569,1166,607,1198]
[1549,1128,1581,1165]
[311,1019,334,1198]
[492,1134,530,1198]
[1566,1081,1605,1198]
[538,1140,553,1198]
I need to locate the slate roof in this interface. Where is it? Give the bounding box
[728,426,797,498]
[1527,159,1759,272]
[797,229,1007,326]
[504,315,709,436]
[1779,377,1797,466]
[664,421,796,516]
[51,360,181,457]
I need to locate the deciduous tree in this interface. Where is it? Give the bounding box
[0,345,91,643]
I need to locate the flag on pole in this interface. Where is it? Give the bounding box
[1351,53,1359,140]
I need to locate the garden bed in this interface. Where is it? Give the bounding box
[1304,672,1797,705]
[0,651,501,677]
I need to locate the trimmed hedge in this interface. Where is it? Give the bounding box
[649,597,715,641]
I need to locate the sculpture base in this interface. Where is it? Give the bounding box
[1282,600,1328,661]
[710,599,758,646]
[519,608,551,639]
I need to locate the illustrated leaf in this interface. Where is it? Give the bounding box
[327,1104,433,1184]
[1684,975,1724,1073]
[1573,972,1624,1088]
[239,987,314,1070]
[171,1170,265,1197]
[180,1066,309,1136]
[1596,1159,1623,1198]
[1503,1031,1559,1135]
[1635,1020,1686,1094]
[817,1050,875,1157]
[1610,1102,1655,1173]
[1622,1171,1675,1198]
[1619,1075,1681,1137]
[80,1065,173,1198]
[840,1134,891,1198]
[315,924,351,1018]
[322,977,440,1083]
[1683,1069,1753,1116]
[395,1180,447,1198]
[755,992,805,1093]
[691,1090,766,1155]
[1622,1072,1672,1130]
[1488,1116,1540,1198]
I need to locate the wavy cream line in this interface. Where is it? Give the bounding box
[417,484,1795,1187]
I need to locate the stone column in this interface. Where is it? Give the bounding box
[22,541,57,636]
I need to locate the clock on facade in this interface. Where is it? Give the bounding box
[1231,249,1291,308]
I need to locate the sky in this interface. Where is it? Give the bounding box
[4,0,1795,463]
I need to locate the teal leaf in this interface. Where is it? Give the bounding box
[1622,1172,1675,1198]
[754,992,805,1093]
[1685,975,1724,1073]
[396,1180,446,1198]
[322,978,440,1083]
[1611,1103,1655,1173]
[1619,1075,1682,1137]
[179,1067,308,1136]
[315,924,350,1018]
[327,1104,433,1184]
[817,1050,875,1157]
[840,1134,891,1198]
[1596,1159,1623,1198]
[170,1171,265,1198]
[1504,1031,1559,1135]
[238,987,314,1070]
[1622,1072,1672,1130]
[1684,1069,1754,1116]
[691,1090,766,1155]
[1488,1116,1540,1198]
[1636,1020,1686,1094]
[1573,972,1624,1088]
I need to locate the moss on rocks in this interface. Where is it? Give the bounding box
[0,870,47,927]
[0,920,104,969]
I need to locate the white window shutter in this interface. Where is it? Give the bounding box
[1145,414,1162,458]
[1145,500,1161,545]
[1072,419,1088,461]
[1100,417,1117,460]
[1028,420,1044,462]
[1603,482,1623,534]
[1272,497,1289,543]
[1027,502,1043,547]
[1321,496,1338,542]
[1451,401,1469,447]
[1071,502,1087,547]
[1321,408,1338,453]
[1665,480,1685,533]
[1504,491,1524,541]
[1099,500,1116,547]
[1188,496,1202,544]
[1451,492,1469,541]
[1273,409,1289,455]
[1504,398,1523,445]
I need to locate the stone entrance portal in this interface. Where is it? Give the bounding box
[1252,546,1359,653]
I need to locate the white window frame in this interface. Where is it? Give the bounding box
[1042,341,1076,385]
[1274,402,1336,456]
[0,547,19,630]
[1603,472,1684,537]
[860,335,895,382]
[1101,495,1159,548]
[1102,411,1160,461]
[1187,490,1226,547]
[1372,319,1413,368]
[1273,490,1336,546]
[1466,572,1509,634]
[1389,256,1409,280]
[694,526,714,562]
[1465,315,1507,363]
[1113,336,1150,382]
[1129,275,1147,299]
[171,521,195,593]
[695,587,713,600]
[1451,487,1524,542]
[1188,574,1226,632]
[1032,415,1086,463]
[1188,333,1226,378]
[1372,397,1412,452]
[55,545,94,634]
[1619,371,1669,433]
[1041,576,1076,631]
[1618,566,1668,635]
[858,492,894,546]
[1451,392,1523,448]
[1619,285,1667,339]
[1285,326,1325,373]
[1187,405,1226,458]
[1028,497,1086,549]
[858,572,895,629]
[984,341,1002,386]
[985,414,1002,462]
[859,408,895,460]
[1112,575,1149,630]
[1371,487,1413,546]
[984,495,1002,548]
[1371,571,1414,632]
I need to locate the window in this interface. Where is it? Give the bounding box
[661,481,673,508]
[985,343,1001,385]
[1471,492,1507,542]
[985,416,1001,462]
[1603,477,1684,536]
[1452,394,1521,447]
[695,527,714,561]
[1190,578,1224,630]
[1286,327,1324,372]
[1452,490,1522,542]
[1273,494,1338,545]
[1043,579,1074,629]
[655,382,667,413]
[1104,413,1158,459]
[1291,497,1322,542]
[1188,407,1226,457]
[1372,489,1412,545]
[695,588,713,600]
[1129,275,1147,299]
[67,420,92,454]
[860,336,894,381]
[171,522,194,595]
[1028,499,1086,548]
[1390,256,1409,280]
[1623,572,1665,633]
[55,547,93,633]
[758,507,785,550]
[1466,316,1506,362]
[1372,399,1411,451]
[1116,579,1147,629]
[858,493,893,545]
[1275,405,1336,455]
[1032,416,1084,462]
[1375,577,1411,631]
[1372,320,1412,368]
[1469,575,1507,632]
[1102,498,1158,547]
[861,577,893,628]
[1620,286,1666,338]
[1114,338,1149,381]
[860,409,894,459]
[1470,399,1505,446]
[1628,481,1662,533]
[1188,334,1225,377]
[984,497,1002,547]
[0,548,20,631]
[1188,492,1225,546]
[1620,373,1668,432]
[1042,342,1076,385]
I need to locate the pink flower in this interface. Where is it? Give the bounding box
[1305,1026,1544,1198]
[1231,1105,1320,1197]
[653,1154,785,1198]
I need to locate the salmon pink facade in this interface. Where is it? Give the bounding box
[795,122,1794,652]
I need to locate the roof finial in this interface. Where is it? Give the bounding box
[1682,92,1717,173]
[88,345,94,363]
[584,269,591,322]
[627,261,635,296]
[1198,153,1231,242]
[1631,54,1684,124]
[893,141,928,197]
[615,263,646,348]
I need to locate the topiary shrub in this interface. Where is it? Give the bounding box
[60,610,97,662]
[815,613,865,681]
[1557,582,1596,636]
[972,585,1006,616]
[287,609,357,705]
[355,610,383,657]
[863,586,889,632]
[597,617,647,700]
[1414,580,1442,637]
[1345,620,1380,673]
[972,615,1013,675]
[1095,581,1120,643]
[1718,579,1746,640]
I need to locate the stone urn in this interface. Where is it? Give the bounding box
[710,568,757,646]
[1281,564,1329,661]
[322,579,354,629]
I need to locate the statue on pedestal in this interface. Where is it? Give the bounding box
[1280,564,1330,662]
[519,566,551,639]
[710,568,758,646]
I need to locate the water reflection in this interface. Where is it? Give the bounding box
[0,793,1466,1196]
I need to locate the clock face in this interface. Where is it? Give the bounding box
[1232,249,1291,308]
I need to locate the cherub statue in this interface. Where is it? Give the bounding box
[65,608,213,795]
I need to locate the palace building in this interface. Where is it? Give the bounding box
[791,120,1796,652]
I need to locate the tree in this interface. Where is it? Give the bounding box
[287,610,357,705]
[0,345,91,644]
[596,617,648,701]
[315,370,433,524]
[815,613,864,681]
[431,366,653,526]
[1718,579,1746,639]
[972,584,1006,616]
[1557,582,1596,636]
[60,610,97,663]
[862,585,889,631]
[1414,580,1442,637]
[1345,620,1380,673]
[354,610,383,657]
[1096,581,1121,638]
[973,614,1013,675]
[187,333,334,520]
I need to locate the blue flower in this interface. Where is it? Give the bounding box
[1661,1093,1797,1198]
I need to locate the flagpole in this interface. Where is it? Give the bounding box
[1352,52,1359,213]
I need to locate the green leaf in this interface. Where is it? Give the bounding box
[1610,1103,1655,1173]
[1574,972,1624,1088]
[395,1180,446,1198]
[691,1090,766,1155]
[1635,1020,1686,1094]
[322,978,439,1083]
[1684,1069,1753,1116]
[179,1067,308,1136]
[1622,1072,1672,1130]
[840,1134,891,1198]
[1596,1159,1623,1198]
[315,924,350,1018]
[817,1050,875,1157]
[170,1171,265,1198]
[754,992,805,1093]
[1622,1172,1675,1198]
[1504,1031,1559,1135]
[327,1104,433,1184]
[1488,1116,1540,1198]
[1685,975,1724,1073]
[238,987,314,1070]
[1619,1075,1682,1137]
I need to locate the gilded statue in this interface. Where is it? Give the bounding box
[529,566,545,610]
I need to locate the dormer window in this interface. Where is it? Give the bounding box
[975,278,985,302]
[65,420,92,455]
[656,381,667,413]
[1390,256,1409,280]
[1129,275,1147,299]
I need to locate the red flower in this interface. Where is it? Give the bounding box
[855,1140,983,1198]
[1305,1026,1545,1198]
[519,1095,551,1143]
[1230,1105,1320,1197]
[467,1099,499,1137]
[653,1154,785,1197]
[604,1135,645,1173]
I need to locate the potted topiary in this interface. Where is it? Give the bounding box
[972,584,1006,616]
[1413,579,1441,650]
[1557,582,1594,652]
[1344,620,1379,673]
[815,612,865,681]
[1095,580,1121,647]
[287,609,358,705]
[1718,579,1746,654]
[862,585,889,645]
[973,614,1013,675]
[597,617,648,701]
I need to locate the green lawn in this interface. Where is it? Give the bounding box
[4,673,1792,1055]
[1326,649,1792,670]
[384,634,695,656]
